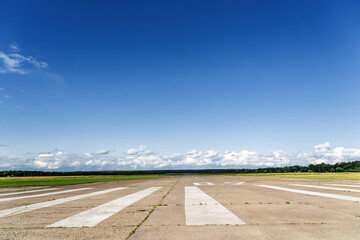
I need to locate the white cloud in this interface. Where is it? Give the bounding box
[300,142,360,165]
[0,43,48,74]
[33,151,65,169]
[9,42,20,52]
[0,147,292,170]
[125,145,146,155]
[0,143,359,171]
[93,149,110,155]
[144,150,155,155]
[70,161,81,167]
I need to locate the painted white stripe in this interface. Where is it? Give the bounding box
[0,188,60,197]
[0,187,127,218]
[224,182,244,185]
[235,182,245,185]
[0,188,92,203]
[327,184,360,188]
[258,185,360,202]
[185,186,245,225]
[47,187,161,228]
[291,184,360,193]
[193,182,215,186]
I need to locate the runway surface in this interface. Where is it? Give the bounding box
[1,175,360,239]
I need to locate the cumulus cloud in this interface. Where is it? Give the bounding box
[0,143,359,171]
[33,150,65,169]
[125,145,146,155]
[0,43,48,74]
[0,155,27,168]
[299,142,360,165]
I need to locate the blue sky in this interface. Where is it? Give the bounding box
[1,0,360,170]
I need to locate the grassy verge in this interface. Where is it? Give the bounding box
[231,172,360,180]
[0,175,166,188]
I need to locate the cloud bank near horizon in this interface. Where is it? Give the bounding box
[1,142,360,171]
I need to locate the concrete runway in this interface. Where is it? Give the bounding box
[0,175,360,240]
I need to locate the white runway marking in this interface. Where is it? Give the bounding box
[193,182,215,186]
[235,182,245,185]
[47,187,161,228]
[0,187,127,218]
[292,184,360,193]
[327,184,360,188]
[224,182,244,185]
[185,186,245,225]
[0,188,60,197]
[258,185,360,202]
[0,188,92,203]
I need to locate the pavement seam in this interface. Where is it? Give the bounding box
[126,177,182,240]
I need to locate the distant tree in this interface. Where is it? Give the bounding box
[336,167,344,172]
[343,164,352,170]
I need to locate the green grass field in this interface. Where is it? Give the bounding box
[233,172,360,180]
[0,175,164,188]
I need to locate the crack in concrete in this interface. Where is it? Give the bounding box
[126,177,181,239]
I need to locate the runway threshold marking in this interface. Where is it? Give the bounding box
[291,184,360,193]
[0,187,128,218]
[224,182,244,185]
[193,182,215,186]
[0,188,92,203]
[47,187,162,228]
[258,185,360,202]
[327,184,360,188]
[185,186,245,225]
[235,182,245,185]
[0,188,60,197]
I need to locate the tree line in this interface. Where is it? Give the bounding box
[1,160,360,177]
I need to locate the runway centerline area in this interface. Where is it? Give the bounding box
[193,182,215,186]
[185,186,245,225]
